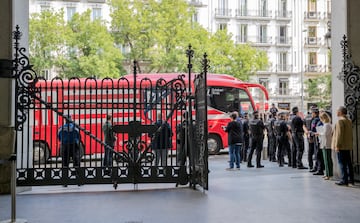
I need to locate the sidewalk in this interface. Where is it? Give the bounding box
[1,154,359,223]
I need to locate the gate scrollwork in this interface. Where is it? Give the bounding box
[339,35,360,121]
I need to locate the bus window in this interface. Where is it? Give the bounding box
[208,87,254,114]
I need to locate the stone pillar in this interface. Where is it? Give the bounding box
[0,0,29,194]
[331,0,347,179]
[0,0,14,195]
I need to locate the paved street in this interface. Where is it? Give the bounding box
[1,154,359,223]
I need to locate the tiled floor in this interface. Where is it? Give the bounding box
[1,154,359,223]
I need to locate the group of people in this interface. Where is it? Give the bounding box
[57,113,174,177]
[57,114,116,178]
[225,104,355,187]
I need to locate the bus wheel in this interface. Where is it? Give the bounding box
[33,142,50,164]
[208,134,222,155]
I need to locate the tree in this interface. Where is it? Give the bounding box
[305,74,332,109]
[65,10,124,78]
[205,30,268,81]
[109,0,268,79]
[29,9,125,79]
[29,9,69,76]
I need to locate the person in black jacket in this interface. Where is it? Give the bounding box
[225,112,243,170]
[248,111,265,168]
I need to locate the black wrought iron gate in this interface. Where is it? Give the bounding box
[340,35,360,180]
[12,26,209,190]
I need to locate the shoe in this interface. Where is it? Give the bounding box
[256,165,264,168]
[279,164,284,167]
[297,166,308,170]
[226,167,234,171]
[324,176,330,180]
[62,184,68,188]
[335,181,348,186]
[247,164,254,168]
[313,172,324,176]
[309,169,317,173]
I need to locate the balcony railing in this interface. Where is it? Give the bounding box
[305,64,322,72]
[304,11,321,20]
[235,35,248,43]
[235,9,248,17]
[248,36,272,45]
[234,10,272,18]
[275,10,292,19]
[275,36,292,45]
[215,8,232,17]
[276,64,293,72]
[304,37,323,46]
[87,0,106,3]
[189,0,204,7]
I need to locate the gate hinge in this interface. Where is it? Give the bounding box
[0,59,14,78]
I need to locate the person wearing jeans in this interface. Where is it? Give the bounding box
[225,112,243,170]
[332,106,354,186]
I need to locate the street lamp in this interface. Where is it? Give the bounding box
[300,29,307,113]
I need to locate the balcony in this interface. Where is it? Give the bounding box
[305,64,323,73]
[276,64,293,72]
[189,0,205,7]
[215,8,232,18]
[234,10,272,20]
[235,9,248,17]
[304,37,324,47]
[275,10,292,20]
[275,37,292,46]
[235,35,247,44]
[248,36,272,46]
[304,11,321,21]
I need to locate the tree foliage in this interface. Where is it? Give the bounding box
[29,9,124,78]
[30,1,268,80]
[305,74,332,109]
[110,0,267,78]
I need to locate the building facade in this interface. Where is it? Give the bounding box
[29,0,331,113]
[191,0,331,113]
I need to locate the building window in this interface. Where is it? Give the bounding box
[218,23,227,31]
[259,0,268,17]
[307,26,317,44]
[192,11,199,23]
[238,0,247,16]
[67,7,76,21]
[279,26,287,43]
[218,0,229,16]
[278,52,287,71]
[279,0,287,17]
[259,25,267,43]
[278,78,289,95]
[238,24,247,42]
[308,0,317,12]
[92,8,102,20]
[309,52,317,65]
[259,78,269,89]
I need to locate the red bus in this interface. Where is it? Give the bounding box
[31,73,268,164]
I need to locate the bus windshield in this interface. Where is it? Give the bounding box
[207,86,254,115]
